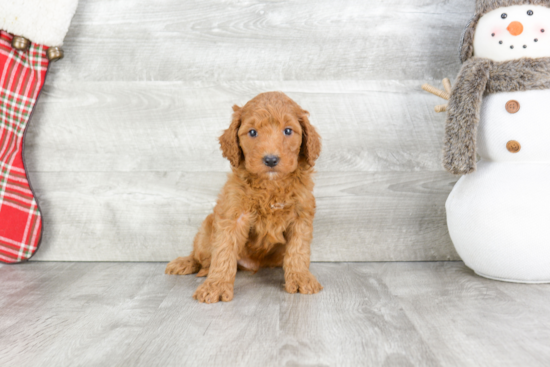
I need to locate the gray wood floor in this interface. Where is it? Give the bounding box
[1,262,549,366]
[26,0,474,262]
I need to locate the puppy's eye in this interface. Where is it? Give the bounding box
[528,10,534,16]
[501,13,507,19]
[284,128,293,136]
[248,129,257,137]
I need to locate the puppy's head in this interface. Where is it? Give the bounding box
[219,92,321,177]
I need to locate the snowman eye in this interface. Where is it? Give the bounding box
[501,13,508,19]
[528,10,534,16]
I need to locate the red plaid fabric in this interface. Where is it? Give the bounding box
[0,31,48,263]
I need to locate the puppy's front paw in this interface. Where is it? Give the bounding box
[285,271,323,295]
[193,280,234,303]
[165,256,200,275]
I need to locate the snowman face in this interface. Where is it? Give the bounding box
[473,5,550,61]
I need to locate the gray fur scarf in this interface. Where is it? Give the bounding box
[444,57,550,174]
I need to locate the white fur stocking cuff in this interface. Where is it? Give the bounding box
[0,0,79,46]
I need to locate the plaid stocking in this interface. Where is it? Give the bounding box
[0,31,49,263]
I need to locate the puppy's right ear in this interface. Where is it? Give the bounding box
[219,105,243,167]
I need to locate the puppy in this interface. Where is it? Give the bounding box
[165,91,322,303]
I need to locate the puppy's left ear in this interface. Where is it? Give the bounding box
[298,109,321,166]
[219,105,243,167]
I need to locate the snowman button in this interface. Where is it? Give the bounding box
[506,140,521,153]
[505,100,520,114]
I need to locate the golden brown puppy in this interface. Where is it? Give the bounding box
[165,91,322,303]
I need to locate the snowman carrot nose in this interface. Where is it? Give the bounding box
[507,21,524,36]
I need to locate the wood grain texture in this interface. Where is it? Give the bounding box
[2,262,550,366]
[27,80,460,261]
[278,263,440,366]
[48,0,472,82]
[29,171,459,262]
[27,80,450,173]
[381,263,550,366]
[24,0,475,261]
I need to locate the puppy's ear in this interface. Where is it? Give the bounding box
[219,105,243,167]
[298,109,321,166]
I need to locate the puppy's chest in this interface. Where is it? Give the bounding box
[246,195,297,248]
[245,189,296,215]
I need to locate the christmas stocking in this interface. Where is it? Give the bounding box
[0,0,78,263]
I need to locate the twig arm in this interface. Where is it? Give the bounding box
[442,78,452,94]
[422,79,452,113]
[435,104,447,113]
[421,84,450,101]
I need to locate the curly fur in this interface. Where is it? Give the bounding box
[444,56,550,174]
[166,92,323,303]
[460,0,550,63]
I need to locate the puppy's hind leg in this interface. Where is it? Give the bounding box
[165,214,214,276]
[196,267,209,277]
[165,255,200,275]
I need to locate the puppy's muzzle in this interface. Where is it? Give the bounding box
[263,155,279,167]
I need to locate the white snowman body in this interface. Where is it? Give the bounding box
[447,90,550,282]
[446,5,550,282]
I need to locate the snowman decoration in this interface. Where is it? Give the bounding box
[424,0,550,283]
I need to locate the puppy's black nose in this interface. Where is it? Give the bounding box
[263,155,279,167]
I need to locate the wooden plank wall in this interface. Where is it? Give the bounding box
[28,0,474,262]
